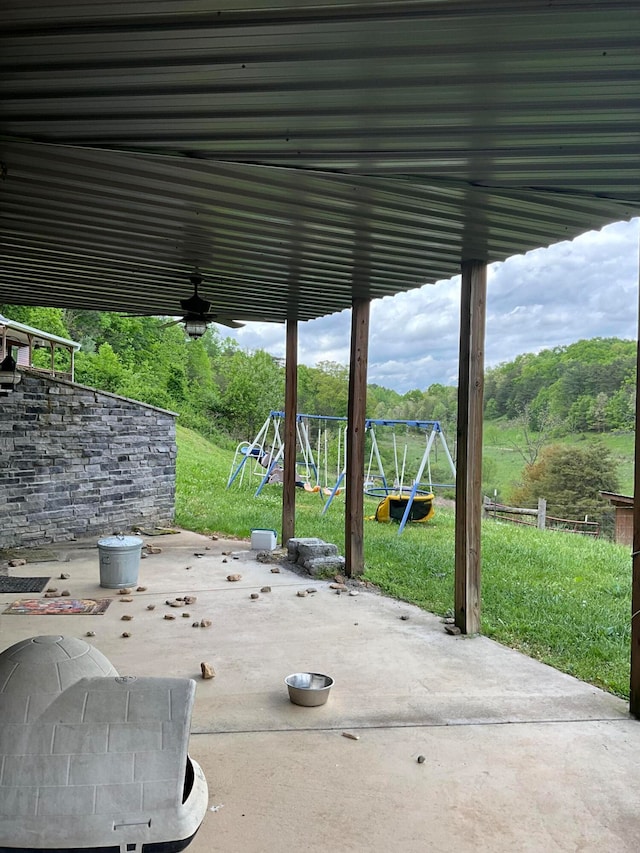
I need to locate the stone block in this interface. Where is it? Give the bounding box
[286,537,324,561]
[296,541,339,563]
[304,555,347,577]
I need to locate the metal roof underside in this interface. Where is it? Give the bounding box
[1,1,639,324]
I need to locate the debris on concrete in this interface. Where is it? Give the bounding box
[334,574,346,584]
[417,755,426,764]
[146,604,156,610]
[46,587,58,593]
[296,590,308,598]
[260,586,272,593]
[400,615,410,621]
[192,622,200,628]
[329,583,348,591]
[121,614,133,621]
[349,590,359,597]
[200,662,215,679]
[250,593,260,600]
[306,587,318,594]
[8,559,27,567]
[144,545,162,555]
[342,732,360,741]
[200,619,212,628]
[444,624,462,635]
[85,631,96,637]
[184,595,197,604]
[60,589,70,596]
[222,558,228,563]
[44,592,58,598]
[119,597,134,602]
[164,614,176,621]
[59,572,71,579]
[118,588,133,595]
[442,616,455,625]
[226,573,242,582]
[182,612,191,618]
[121,632,131,638]
[270,567,281,574]
[136,586,148,592]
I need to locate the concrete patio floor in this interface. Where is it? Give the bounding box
[1,529,639,852]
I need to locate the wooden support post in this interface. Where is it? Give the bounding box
[455,260,487,635]
[281,319,298,547]
[345,298,370,578]
[630,271,640,717]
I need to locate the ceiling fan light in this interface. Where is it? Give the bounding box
[184,318,207,338]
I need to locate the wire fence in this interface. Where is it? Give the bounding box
[483,496,601,538]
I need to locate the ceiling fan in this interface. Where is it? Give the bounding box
[159,273,244,337]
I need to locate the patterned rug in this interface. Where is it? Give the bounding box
[3,598,112,615]
[0,577,51,594]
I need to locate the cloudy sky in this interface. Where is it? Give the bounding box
[224,217,640,394]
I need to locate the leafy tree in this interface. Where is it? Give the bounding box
[313,361,349,417]
[220,349,284,438]
[510,442,619,525]
[75,343,126,393]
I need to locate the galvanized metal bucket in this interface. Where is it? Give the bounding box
[97,535,143,588]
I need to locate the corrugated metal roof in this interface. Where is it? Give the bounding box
[1,1,639,323]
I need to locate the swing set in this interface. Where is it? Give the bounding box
[226,412,456,534]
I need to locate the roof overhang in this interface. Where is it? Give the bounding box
[1,1,639,323]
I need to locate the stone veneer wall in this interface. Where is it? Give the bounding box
[0,370,178,548]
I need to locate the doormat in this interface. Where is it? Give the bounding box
[3,598,112,616]
[0,577,51,594]
[0,548,66,563]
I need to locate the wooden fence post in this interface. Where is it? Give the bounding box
[537,498,546,530]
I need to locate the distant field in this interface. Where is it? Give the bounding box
[482,421,634,501]
[356,419,634,504]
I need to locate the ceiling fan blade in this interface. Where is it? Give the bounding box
[160,318,182,329]
[214,318,244,329]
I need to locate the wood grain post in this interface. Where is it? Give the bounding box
[630,270,640,717]
[281,318,298,547]
[454,260,487,635]
[345,298,370,577]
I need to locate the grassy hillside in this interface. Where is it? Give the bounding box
[482,422,634,500]
[175,425,632,699]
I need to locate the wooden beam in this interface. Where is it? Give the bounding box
[630,270,640,717]
[281,319,298,547]
[454,260,487,635]
[345,298,370,577]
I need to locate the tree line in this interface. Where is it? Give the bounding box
[2,305,635,443]
[484,337,636,433]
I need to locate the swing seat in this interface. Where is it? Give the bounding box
[374,493,435,524]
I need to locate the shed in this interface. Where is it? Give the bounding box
[600,492,634,549]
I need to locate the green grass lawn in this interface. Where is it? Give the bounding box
[175,425,632,699]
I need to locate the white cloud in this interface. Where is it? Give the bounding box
[225,218,640,393]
